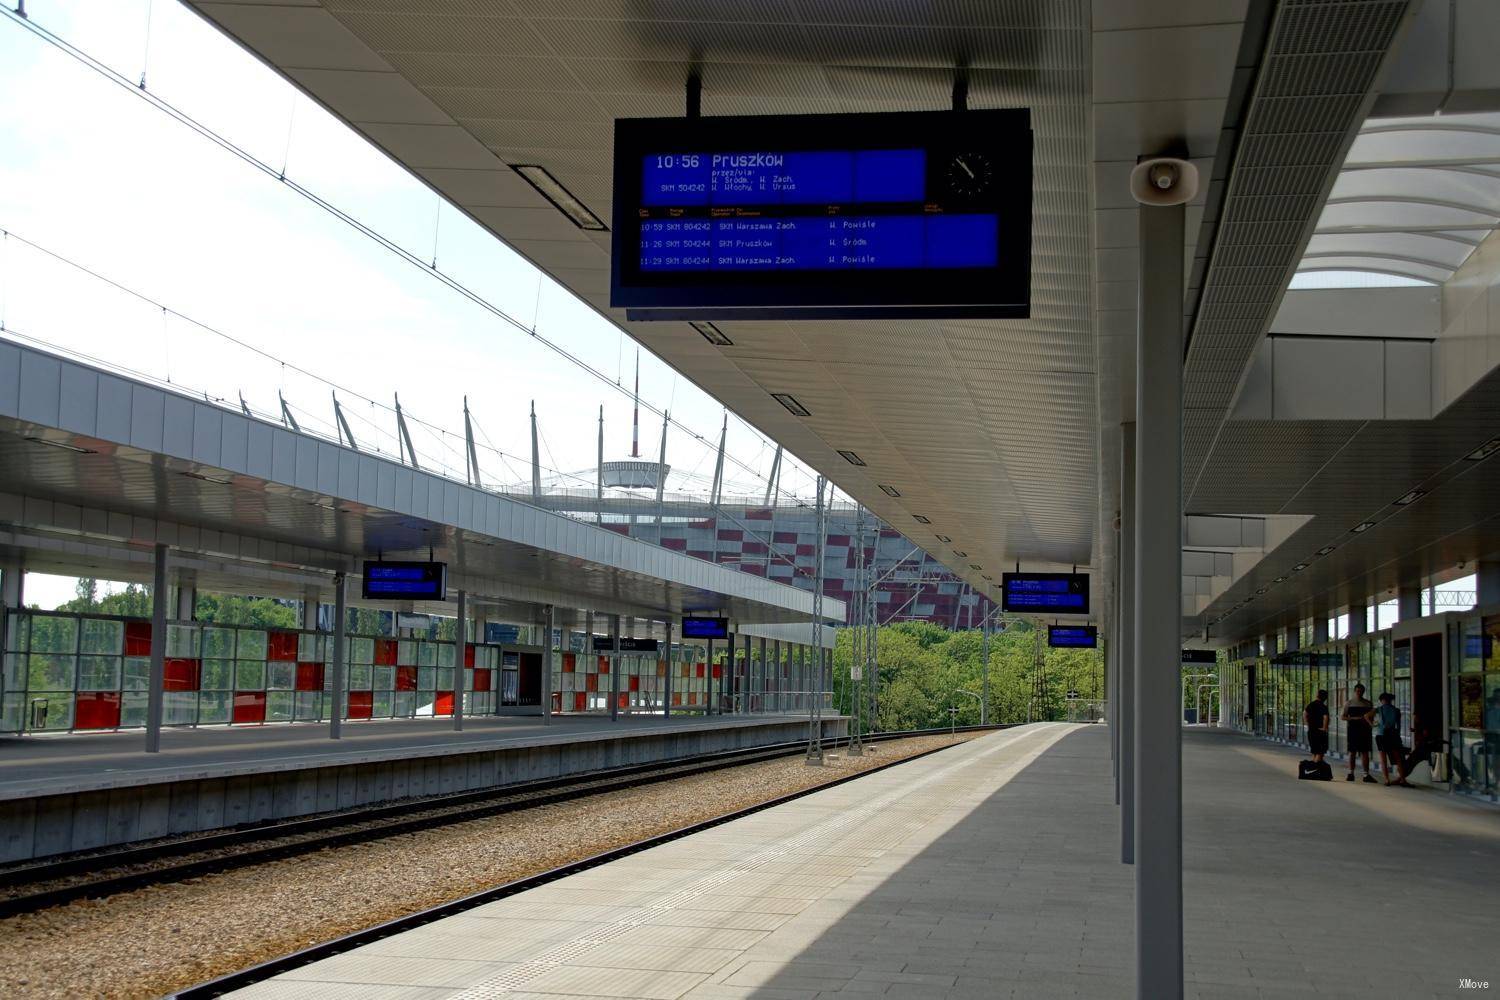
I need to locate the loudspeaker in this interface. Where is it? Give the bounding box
[1129,157,1199,207]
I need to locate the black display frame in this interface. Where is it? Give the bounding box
[680,616,730,640]
[361,561,447,602]
[1000,572,1090,615]
[611,108,1032,320]
[1048,625,1099,649]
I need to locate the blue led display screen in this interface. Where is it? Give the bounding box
[1048,626,1098,649]
[680,616,730,640]
[361,561,447,602]
[611,109,1031,320]
[1001,573,1089,615]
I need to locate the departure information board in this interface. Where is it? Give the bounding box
[681,616,730,640]
[1001,572,1089,615]
[1048,626,1098,649]
[612,109,1031,320]
[362,561,447,601]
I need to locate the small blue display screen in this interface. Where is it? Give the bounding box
[1048,626,1098,649]
[681,616,730,640]
[636,149,998,272]
[362,561,446,601]
[1002,573,1090,614]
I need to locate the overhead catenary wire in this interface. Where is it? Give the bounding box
[0,7,822,510]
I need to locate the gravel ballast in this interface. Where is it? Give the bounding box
[0,733,976,999]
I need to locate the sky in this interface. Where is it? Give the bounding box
[0,0,838,609]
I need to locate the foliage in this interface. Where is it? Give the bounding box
[54,578,153,617]
[833,619,1106,731]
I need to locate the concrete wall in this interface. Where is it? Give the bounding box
[0,717,847,863]
[1437,228,1500,414]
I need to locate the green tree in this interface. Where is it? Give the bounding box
[193,593,299,628]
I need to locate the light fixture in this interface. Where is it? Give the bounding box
[510,164,606,230]
[182,470,231,485]
[1274,576,1286,583]
[982,574,994,581]
[936,534,952,543]
[309,500,335,511]
[953,550,968,558]
[837,449,866,467]
[1316,545,1335,556]
[24,436,96,455]
[1292,563,1308,572]
[1351,521,1376,533]
[969,563,982,571]
[1394,489,1426,506]
[878,484,901,498]
[1467,437,1500,461]
[771,393,811,417]
[912,514,931,524]
[1255,588,1267,595]
[691,321,732,347]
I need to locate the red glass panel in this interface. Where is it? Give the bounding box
[672,692,683,706]
[629,676,640,691]
[267,631,299,661]
[163,658,200,691]
[374,639,398,666]
[434,691,454,716]
[562,653,576,673]
[573,692,586,712]
[295,662,325,691]
[395,666,417,691]
[233,692,267,724]
[473,668,491,692]
[696,663,705,678]
[597,657,610,674]
[74,692,121,729]
[463,645,476,668]
[125,621,152,657]
[586,674,598,692]
[552,691,563,712]
[618,692,628,709]
[347,690,373,719]
[711,664,722,679]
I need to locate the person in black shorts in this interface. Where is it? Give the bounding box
[1304,689,1330,763]
[1344,684,1376,783]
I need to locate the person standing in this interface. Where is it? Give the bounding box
[1304,689,1330,764]
[1344,684,1376,783]
[1373,692,1412,787]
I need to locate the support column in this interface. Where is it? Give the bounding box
[1477,561,1500,607]
[1135,189,1184,999]
[663,619,674,717]
[1119,423,1136,853]
[1313,616,1330,646]
[179,581,200,623]
[145,543,168,753]
[1283,624,1300,653]
[330,573,347,739]
[0,559,23,609]
[1398,581,1423,621]
[609,613,621,721]
[705,636,715,715]
[453,590,467,731]
[300,586,318,632]
[543,605,555,726]
[1343,601,1365,637]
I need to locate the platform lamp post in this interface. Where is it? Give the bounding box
[1130,152,1196,1000]
[330,572,347,740]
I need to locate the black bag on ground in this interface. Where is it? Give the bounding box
[1298,759,1332,781]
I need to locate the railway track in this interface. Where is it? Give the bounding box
[0,725,1002,922]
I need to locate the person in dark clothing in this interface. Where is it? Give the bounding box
[1303,689,1330,763]
[1373,692,1411,788]
[1344,684,1376,783]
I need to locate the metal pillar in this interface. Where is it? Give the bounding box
[1313,616,1330,645]
[1478,561,1500,606]
[654,411,669,544]
[530,401,542,499]
[807,475,826,764]
[663,618,674,717]
[330,573,347,739]
[1119,423,1136,849]
[145,543,168,753]
[453,589,467,731]
[609,613,621,720]
[595,407,604,525]
[981,609,991,726]
[1283,624,1300,653]
[180,582,200,622]
[1348,601,1368,637]
[1134,194,1184,1000]
[543,605,555,726]
[1398,581,1423,621]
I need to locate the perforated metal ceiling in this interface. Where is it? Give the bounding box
[189,0,1098,598]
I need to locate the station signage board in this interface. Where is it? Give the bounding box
[593,636,661,653]
[680,616,730,640]
[611,109,1032,320]
[1181,649,1218,665]
[1001,572,1089,615]
[361,561,446,601]
[1048,625,1098,649]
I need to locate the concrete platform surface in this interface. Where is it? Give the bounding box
[226,723,1500,1000]
[0,713,828,799]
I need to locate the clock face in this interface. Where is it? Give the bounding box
[946,152,993,197]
